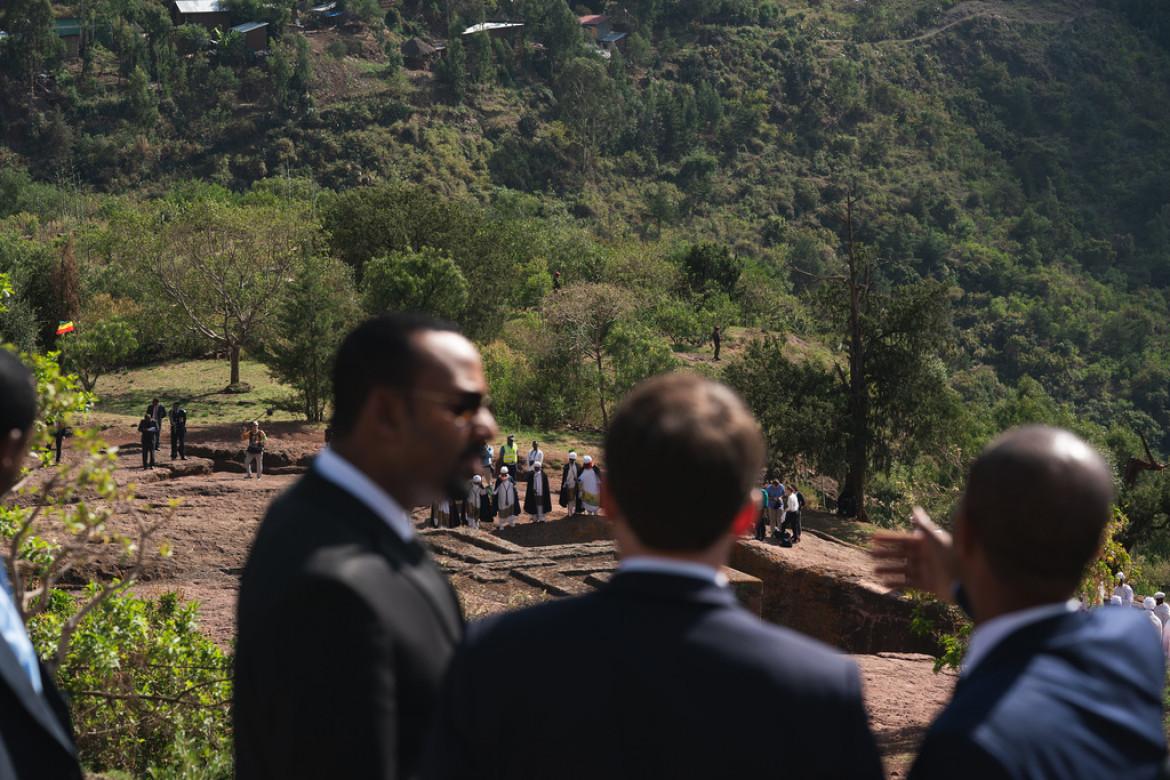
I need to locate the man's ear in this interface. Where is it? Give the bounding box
[368,387,408,438]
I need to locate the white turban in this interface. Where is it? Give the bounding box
[1144,596,1156,610]
[583,455,593,464]
[500,467,509,475]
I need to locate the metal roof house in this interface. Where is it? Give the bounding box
[230,20,269,52]
[461,21,524,36]
[172,0,230,30]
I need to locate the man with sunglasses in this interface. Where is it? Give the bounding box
[234,314,498,780]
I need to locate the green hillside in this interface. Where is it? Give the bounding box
[4,0,1170,548]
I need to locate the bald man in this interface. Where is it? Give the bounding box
[873,426,1167,779]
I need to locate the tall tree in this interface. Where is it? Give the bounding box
[131,199,314,388]
[261,255,360,422]
[555,57,622,172]
[818,193,956,518]
[544,282,634,427]
[1,0,60,98]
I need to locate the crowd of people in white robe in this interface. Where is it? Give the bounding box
[1110,572,1170,657]
[428,438,604,531]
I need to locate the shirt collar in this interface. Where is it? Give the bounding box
[618,556,729,588]
[962,599,1078,677]
[313,447,414,542]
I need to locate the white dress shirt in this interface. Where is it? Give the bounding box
[962,600,1078,677]
[786,492,799,512]
[618,556,729,588]
[313,446,414,542]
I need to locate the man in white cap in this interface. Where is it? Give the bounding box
[494,467,519,528]
[527,441,544,478]
[1114,572,1134,607]
[1143,597,1163,636]
[1154,592,1170,626]
[465,475,487,529]
[579,455,601,515]
[525,461,552,523]
[560,452,582,514]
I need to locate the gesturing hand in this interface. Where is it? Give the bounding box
[871,506,958,603]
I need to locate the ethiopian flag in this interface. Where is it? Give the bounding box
[55,321,75,335]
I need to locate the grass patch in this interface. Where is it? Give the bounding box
[91,359,300,426]
[800,509,884,548]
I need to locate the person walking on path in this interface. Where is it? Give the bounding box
[494,467,519,529]
[169,402,187,460]
[711,325,721,361]
[52,419,68,465]
[242,421,267,480]
[146,397,166,452]
[137,413,157,469]
[525,461,552,523]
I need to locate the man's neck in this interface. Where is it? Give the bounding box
[971,590,1074,626]
[331,439,414,508]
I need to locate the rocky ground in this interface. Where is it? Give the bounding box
[20,425,954,776]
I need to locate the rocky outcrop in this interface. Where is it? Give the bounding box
[729,538,956,655]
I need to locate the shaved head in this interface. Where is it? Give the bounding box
[961,426,1113,597]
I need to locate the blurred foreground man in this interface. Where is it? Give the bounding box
[0,349,82,780]
[873,426,1168,779]
[234,314,497,780]
[424,373,883,779]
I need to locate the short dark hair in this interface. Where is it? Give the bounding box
[962,426,1114,596]
[331,313,459,435]
[0,349,36,437]
[605,373,765,551]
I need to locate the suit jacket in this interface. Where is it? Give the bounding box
[0,649,81,780]
[910,608,1168,780]
[234,470,464,780]
[424,571,883,780]
[523,472,552,515]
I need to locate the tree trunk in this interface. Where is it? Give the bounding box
[229,344,241,386]
[595,348,608,428]
[842,193,869,521]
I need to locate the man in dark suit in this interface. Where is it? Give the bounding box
[234,314,498,780]
[873,425,1169,779]
[424,373,883,779]
[145,397,165,451]
[0,348,83,780]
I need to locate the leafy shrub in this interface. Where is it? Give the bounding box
[28,589,232,777]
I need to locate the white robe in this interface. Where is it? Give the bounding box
[579,467,601,514]
[495,480,517,526]
[466,485,483,528]
[1154,603,1170,626]
[1114,584,1134,608]
[1147,609,1163,637]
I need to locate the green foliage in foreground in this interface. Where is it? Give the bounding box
[28,590,232,777]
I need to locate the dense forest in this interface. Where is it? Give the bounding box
[4,0,1170,575]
